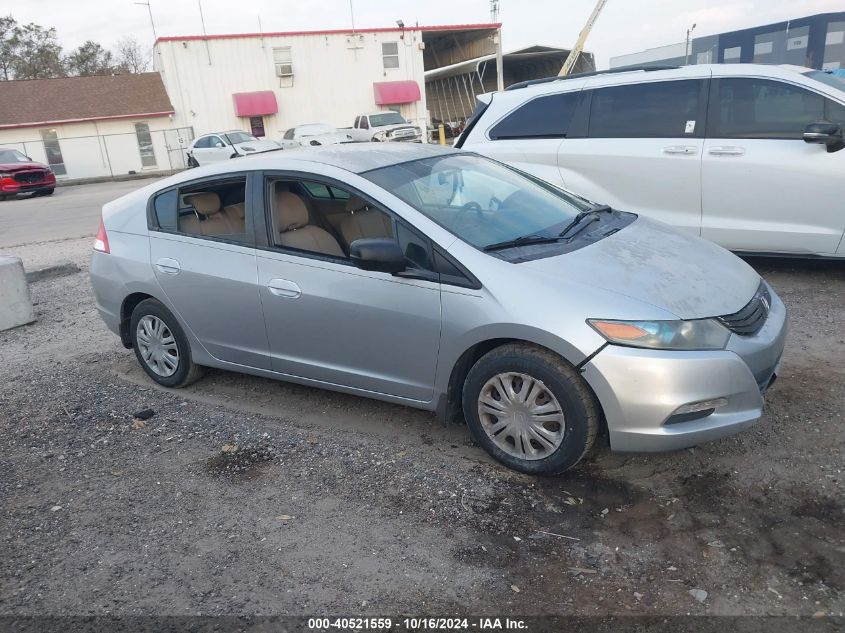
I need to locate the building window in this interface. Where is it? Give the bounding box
[723,46,741,62]
[382,42,399,69]
[785,26,809,66]
[249,116,266,137]
[696,50,713,64]
[824,21,845,70]
[135,122,157,168]
[39,128,66,176]
[273,47,293,87]
[753,36,774,61]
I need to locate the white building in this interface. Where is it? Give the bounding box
[0,73,186,180]
[153,24,500,140]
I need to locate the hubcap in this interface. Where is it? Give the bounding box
[477,372,565,461]
[136,315,179,378]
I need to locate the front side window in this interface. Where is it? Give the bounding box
[267,179,392,259]
[154,177,250,243]
[39,128,66,176]
[711,78,843,139]
[489,91,580,140]
[135,122,157,168]
[382,42,399,69]
[364,153,590,251]
[588,80,702,138]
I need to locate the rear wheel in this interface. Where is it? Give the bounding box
[130,299,203,388]
[462,343,599,475]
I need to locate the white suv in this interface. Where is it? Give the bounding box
[459,64,845,257]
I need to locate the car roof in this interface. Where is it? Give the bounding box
[494,63,816,100]
[176,143,454,182]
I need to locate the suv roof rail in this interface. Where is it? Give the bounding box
[505,64,682,91]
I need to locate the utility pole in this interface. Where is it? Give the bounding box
[134,1,160,57]
[198,0,212,64]
[685,23,697,65]
[495,28,504,92]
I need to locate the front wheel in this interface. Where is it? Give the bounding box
[462,343,599,475]
[130,298,203,388]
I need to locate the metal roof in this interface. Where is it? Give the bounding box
[424,45,587,81]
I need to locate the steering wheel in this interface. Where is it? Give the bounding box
[453,201,483,231]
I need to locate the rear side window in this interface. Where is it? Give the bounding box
[588,80,702,138]
[488,91,580,140]
[711,78,842,139]
[153,190,178,231]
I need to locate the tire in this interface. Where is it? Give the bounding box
[462,343,599,475]
[130,298,203,388]
[37,188,54,196]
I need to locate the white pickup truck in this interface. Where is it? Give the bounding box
[346,112,423,143]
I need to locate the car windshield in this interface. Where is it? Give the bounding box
[364,153,592,250]
[369,112,407,127]
[225,132,257,144]
[803,70,845,93]
[0,149,31,163]
[298,124,334,136]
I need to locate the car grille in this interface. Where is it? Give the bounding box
[718,281,771,336]
[13,170,47,184]
[391,128,415,138]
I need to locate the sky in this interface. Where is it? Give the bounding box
[6,0,844,69]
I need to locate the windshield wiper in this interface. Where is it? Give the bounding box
[558,205,613,240]
[483,234,562,252]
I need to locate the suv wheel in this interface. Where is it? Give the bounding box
[462,343,599,475]
[130,299,203,388]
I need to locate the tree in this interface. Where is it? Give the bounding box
[114,36,149,74]
[0,15,16,80]
[7,21,64,79]
[65,40,115,76]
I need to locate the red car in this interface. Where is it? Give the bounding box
[0,148,57,200]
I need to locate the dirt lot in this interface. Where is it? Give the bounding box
[0,234,843,622]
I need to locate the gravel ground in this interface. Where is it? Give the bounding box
[0,237,843,619]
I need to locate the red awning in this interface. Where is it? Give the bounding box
[373,80,421,105]
[232,91,278,117]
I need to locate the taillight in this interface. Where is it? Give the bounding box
[94,217,110,253]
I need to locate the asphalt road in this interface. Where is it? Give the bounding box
[0,179,161,248]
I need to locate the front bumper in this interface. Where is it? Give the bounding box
[581,285,787,452]
[1,175,56,194]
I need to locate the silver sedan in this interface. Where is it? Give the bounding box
[90,144,786,474]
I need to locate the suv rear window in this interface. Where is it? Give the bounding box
[588,79,702,138]
[488,91,580,140]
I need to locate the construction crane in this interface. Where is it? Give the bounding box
[558,0,608,76]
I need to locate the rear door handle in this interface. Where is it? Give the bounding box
[267,278,301,299]
[155,257,181,275]
[663,145,698,155]
[708,146,746,156]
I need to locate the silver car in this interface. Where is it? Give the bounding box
[90,143,787,475]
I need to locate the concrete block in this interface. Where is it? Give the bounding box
[0,256,35,332]
[25,261,81,283]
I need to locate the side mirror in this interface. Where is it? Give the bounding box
[803,121,844,153]
[349,238,406,273]
[215,142,225,148]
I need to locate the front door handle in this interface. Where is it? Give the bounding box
[663,145,698,155]
[155,257,181,275]
[267,278,301,299]
[708,146,746,156]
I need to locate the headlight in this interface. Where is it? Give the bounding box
[587,318,730,351]
[413,126,421,135]
[0,171,11,178]
[373,131,388,141]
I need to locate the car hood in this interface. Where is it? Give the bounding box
[377,123,417,133]
[234,139,281,153]
[0,161,49,171]
[522,217,761,320]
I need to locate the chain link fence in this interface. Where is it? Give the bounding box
[3,126,195,181]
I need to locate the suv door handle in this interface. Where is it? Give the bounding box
[663,145,698,155]
[708,146,746,156]
[155,258,181,275]
[267,278,301,299]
